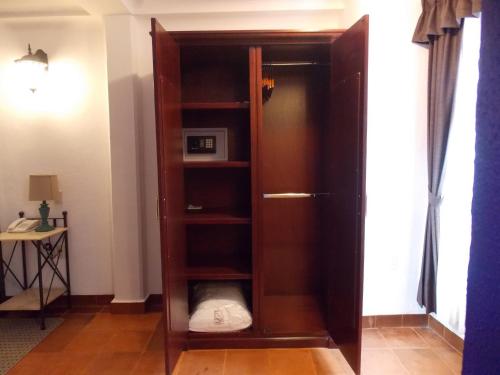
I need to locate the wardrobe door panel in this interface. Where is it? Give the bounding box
[151,18,188,375]
[325,15,369,375]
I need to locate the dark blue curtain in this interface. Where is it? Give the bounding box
[462,1,500,374]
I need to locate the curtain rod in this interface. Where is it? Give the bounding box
[262,61,330,67]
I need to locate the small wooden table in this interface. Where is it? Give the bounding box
[0,226,71,329]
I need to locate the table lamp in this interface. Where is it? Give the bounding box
[29,175,59,232]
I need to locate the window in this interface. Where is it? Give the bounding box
[436,17,481,337]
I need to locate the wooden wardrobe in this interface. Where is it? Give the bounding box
[151,16,368,375]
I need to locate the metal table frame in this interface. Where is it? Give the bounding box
[0,211,71,329]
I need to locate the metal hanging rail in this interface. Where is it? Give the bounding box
[263,192,331,199]
[261,61,330,67]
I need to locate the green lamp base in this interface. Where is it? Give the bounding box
[35,222,54,232]
[35,200,54,232]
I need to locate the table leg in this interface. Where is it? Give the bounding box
[0,242,5,302]
[36,240,46,330]
[64,231,71,309]
[21,240,27,289]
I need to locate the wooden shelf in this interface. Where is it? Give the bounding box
[188,327,253,337]
[186,264,252,280]
[187,256,251,280]
[185,211,251,225]
[0,288,66,311]
[184,161,250,169]
[182,101,250,110]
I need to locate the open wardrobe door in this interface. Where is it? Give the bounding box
[324,15,369,375]
[151,18,188,375]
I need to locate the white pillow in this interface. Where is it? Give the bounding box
[189,282,252,332]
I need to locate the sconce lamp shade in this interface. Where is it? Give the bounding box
[15,44,49,92]
[29,175,59,202]
[15,45,48,67]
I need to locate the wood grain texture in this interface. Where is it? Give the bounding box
[323,15,369,375]
[182,101,249,109]
[184,211,251,225]
[170,30,344,46]
[151,18,188,375]
[259,45,329,335]
[151,19,369,375]
[184,168,250,215]
[249,46,261,332]
[183,161,250,169]
[181,46,249,103]
[261,295,327,334]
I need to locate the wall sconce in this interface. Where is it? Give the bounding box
[15,44,49,93]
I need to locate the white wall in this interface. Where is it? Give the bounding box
[344,0,429,315]
[104,15,147,303]
[0,2,430,315]
[0,16,113,295]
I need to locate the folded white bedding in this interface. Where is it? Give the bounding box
[189,282,252,332]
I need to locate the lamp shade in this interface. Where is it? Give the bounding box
[29,175,59,201]
[15,45,48,93]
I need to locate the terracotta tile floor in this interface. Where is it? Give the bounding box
[7,312,463,374]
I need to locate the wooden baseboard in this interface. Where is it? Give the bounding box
[363,314,464,353]
[362,314,428,328]
[428,315,464,353]
[109,294,163,314]
[146,294,163,312]
[110,301,146,314]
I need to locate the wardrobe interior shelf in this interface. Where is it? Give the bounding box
[185,211,251,225]
[182,101,250,110]
[186,263,252,280]
[183,161,250,169]
[188,327,253,339]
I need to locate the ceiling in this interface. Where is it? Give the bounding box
[0,0,129,18]
[0,0,88,17]
[0,0,345,18]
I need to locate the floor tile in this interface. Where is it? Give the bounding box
[7,311,467,375]
[394,348,455,374]
[83,312,161,332]
[146,320,165,352]
[442,329,464,353]
[413,328,451,348]
[132,351,166,374]
[379,328,428,348]
[175,349,226,375]
[434,347,463,374]
[50,352,96,374]
[224,349,270,375]
[7,353,60,375]
[121,312,162,331]
[362,329,388,348]
[311,348,352,374]
[63,329,113,353]
[429,317,445,336]
[361,349,409,375]
[267,349,317,375]
[83,352,140,375]
[32,317,90,352]
[59,313,96,325]
[104,330,152,353]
